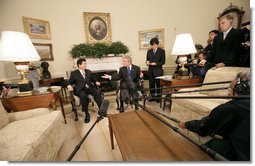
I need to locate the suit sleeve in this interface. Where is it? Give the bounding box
[156,49,165,66]
[67,71,76,87]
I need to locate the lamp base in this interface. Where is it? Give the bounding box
[177,68,190,79]
[17,79,33,96]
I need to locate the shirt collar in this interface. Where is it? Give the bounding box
[224,27,232,35]
[79,69,85,74]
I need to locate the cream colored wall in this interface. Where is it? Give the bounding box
[0,0,250,81]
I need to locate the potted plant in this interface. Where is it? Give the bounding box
[70,43,94,58]
[108,41,129,56]
[70,41,129,58]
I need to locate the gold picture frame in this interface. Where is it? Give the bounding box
[33,43,54,61]
[138,28,164,49]
[83,12,112,43]
[23,16,51,39]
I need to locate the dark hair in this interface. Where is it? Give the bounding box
[150,38,159,45]
[195,44,203,50]
[77,58,86,67]
[209,30,220,35]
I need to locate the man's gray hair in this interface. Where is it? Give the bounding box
[122,55,132,63]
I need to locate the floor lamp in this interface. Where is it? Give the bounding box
[0,31,41,95]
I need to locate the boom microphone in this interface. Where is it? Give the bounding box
[131,100,228,161]
[120,89,130,104]
[126,76,135,90]
[126,76,138,101]
[99,99,109,117]
[67,99,109,161]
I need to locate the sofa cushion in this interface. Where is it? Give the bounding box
[200,67,250,96]
[173,93,228,116]
[8,108,50,123]
[0,111,65,161]
[0,102,9,129]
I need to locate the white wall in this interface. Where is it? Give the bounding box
[0,0,250,81]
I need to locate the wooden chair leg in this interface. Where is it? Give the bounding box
[71,100,78,121]
[116,98,120,110]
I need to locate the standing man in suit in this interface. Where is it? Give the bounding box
[146,38,165,102]
[102,55,143,112]
[66,58,103,123]
[199,14,242,69]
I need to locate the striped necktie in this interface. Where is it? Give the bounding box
[82,70,86,79]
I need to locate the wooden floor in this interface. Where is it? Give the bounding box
[56,95,174,161]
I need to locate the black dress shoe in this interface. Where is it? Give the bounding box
[119,107,124,113]
[156,99,160,103]
[84,114,90,123]
[148,98,155,102]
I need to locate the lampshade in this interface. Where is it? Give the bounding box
[0,31,40,62]
[171,33,197,55]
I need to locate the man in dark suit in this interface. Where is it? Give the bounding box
[199,14,242,69]
[146,38,165,102]
[66,58,103,123]
[102,55,143,112]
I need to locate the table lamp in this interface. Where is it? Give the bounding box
[0,31,41,95]
[171,33,196,79]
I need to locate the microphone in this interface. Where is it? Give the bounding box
[126,76,138,101]
[120,89,130,104]
[126,76,135,90]
[67,99,110,161]
[99,99,109,117]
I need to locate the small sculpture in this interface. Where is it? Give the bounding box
[41,61,51,79]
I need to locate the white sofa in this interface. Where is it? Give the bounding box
[170,67,250,122]
[0,102,65,161]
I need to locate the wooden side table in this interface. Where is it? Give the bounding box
[160,77,203,110]
[39,77,67,102]
[1,87,66,124]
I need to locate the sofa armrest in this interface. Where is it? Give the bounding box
[8,108,51,123]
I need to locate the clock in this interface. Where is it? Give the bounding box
[218,3,245,29]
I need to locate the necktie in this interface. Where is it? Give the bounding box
[223,32,227,40]
[82,70,86,79]
[127,67,131,76]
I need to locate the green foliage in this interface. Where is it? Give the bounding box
[70,41,129,59]
[108,41,129,56]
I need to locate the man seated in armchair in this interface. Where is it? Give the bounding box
[102,55,143,113]
[66,58,103,123]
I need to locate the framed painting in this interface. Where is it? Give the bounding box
[138,28,164,49]
[33,43,54,61]
[83,12,112,43]
[23,16,51,39]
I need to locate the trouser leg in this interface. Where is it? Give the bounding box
[78,90,89,113]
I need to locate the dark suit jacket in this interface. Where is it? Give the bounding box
[112,64,141,89]
[207,28,242,66]
[146,47,165,77]
[67,69,98,95]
